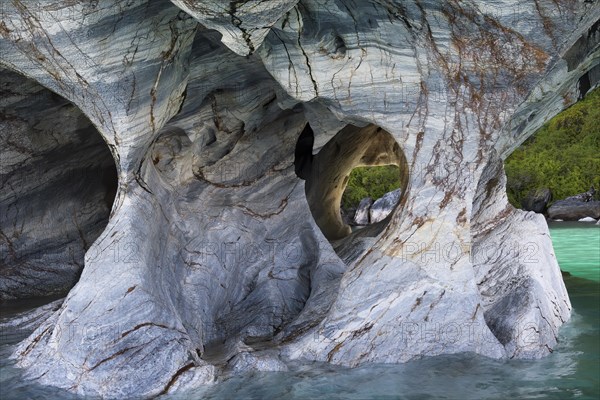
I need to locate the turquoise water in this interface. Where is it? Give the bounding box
[1,222,599,399]
[549,221,600,282]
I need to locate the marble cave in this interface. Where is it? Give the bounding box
[0,0,599,398]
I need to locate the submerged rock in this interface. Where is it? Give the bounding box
[0,299,64,344]
[229,351,288,373]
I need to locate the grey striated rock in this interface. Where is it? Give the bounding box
[548,200,600,220]
[353,198,373,225]
[521,188,552,214]
[170,0,299,56]
[565,187,597,202]
[370,189,402,224]
[0,0,597,398]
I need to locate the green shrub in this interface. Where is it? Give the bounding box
[342,165,401,209]
[505,88,600,207]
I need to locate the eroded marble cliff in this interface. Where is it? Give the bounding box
[0,0,598,397]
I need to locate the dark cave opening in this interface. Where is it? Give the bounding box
[0,68,118,300]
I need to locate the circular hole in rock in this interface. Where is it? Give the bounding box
[295,122,408,241]
[0,68,118,301]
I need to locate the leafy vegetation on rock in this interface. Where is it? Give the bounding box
[342,165,401,209]
[505,88,600,208]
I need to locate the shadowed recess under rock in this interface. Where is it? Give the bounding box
[0,68,118,300]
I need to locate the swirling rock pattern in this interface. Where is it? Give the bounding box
[0,0,598,397]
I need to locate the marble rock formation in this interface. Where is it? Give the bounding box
[354,197,373,225]
[370,188,403,224]
[351,188,403,226]
[0,0,599,398]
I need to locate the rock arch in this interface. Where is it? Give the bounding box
[296,123,408,240]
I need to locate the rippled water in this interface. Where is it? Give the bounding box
[1,222,598,399]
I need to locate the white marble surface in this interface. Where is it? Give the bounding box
[370,189,402,223]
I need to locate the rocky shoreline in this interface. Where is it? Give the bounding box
[521,187,600,223]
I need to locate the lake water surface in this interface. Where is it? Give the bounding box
[1,221,598,399]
